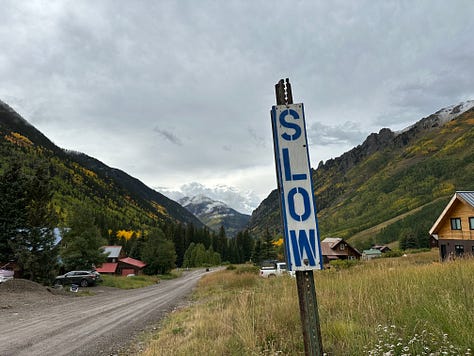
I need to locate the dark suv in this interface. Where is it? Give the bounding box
[54,270,101,287]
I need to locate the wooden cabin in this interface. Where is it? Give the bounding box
[429,191,474,260]
[320,237,361,264]
[96,246,147,275]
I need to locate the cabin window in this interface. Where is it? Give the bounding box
[469,217,474,230]
[455,245,464,256]
[450,218,461,230]
[339,244,346,251]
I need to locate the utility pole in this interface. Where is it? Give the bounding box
[272,78,324,356]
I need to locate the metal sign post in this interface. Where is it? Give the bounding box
[271,78,324,355]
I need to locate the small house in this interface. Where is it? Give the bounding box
[372,245,391,253]
[96,246,147,276]
[118,257,147,276]
[362,248,382,260]
[320,237,361,264]
[429,191,474,260]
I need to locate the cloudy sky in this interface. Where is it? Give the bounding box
[1,1,473,214]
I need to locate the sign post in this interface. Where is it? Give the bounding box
[271,78,324,355]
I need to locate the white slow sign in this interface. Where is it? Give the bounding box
[271,103,323,271]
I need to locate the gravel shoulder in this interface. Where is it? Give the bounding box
[0,270,206,356]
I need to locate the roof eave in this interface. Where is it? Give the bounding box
[428,193,458,235]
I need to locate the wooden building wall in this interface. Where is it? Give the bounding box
[436,200,474,240]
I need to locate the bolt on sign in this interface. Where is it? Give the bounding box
[271,103,323,271]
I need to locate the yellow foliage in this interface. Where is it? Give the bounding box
[4,132,33,147]
[116,230,141,240]
[82,167,97,178]
[152,201,168,216]
[273,238,284,247]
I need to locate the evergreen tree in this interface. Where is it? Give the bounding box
[11,163,59,283]
[170,223,187,267]
[235,229,254,263]
[60,205,108,271]
[252,239,264,265]
[206,245,221,265]
[141,228,177,274]
[0,161,28,262]
[261,228,277,261]
[227,237,240,264]
[128,232,143,260]
[215,225,228,261]
[182,242,221,267]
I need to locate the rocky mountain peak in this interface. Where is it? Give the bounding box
[319,100,473,175]
[179,195,250,237]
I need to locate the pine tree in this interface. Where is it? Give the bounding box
[141,228,177,274]
[252,239,264,265]
[261,228,277,261]
[170,223,187,267]
[60,205,108,271]
[12,163,59,283]
[0,161,28,263]
[235,229,254,263]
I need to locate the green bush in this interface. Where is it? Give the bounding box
[382,249,404,258]
[329,259,359,269]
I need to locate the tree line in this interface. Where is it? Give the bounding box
[0,158,280,284]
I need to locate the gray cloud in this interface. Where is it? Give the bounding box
[153,127,183,146]
[308,121,368,147]
[1,1,473,211]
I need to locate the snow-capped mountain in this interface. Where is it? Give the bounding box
[397,100,474,134]
[179,194,250,237]
[158,182,261,215]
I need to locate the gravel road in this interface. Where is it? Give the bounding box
[0,269,207,356]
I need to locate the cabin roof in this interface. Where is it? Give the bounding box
[102,246,122,259]
[119,257,146,268]
[96,263,118,273]
[429,191,474,235]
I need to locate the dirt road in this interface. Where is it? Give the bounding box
[0,269,207,356]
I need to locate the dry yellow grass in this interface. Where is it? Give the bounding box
[140,252,474,355]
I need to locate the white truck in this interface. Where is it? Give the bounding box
[259,261,294,278]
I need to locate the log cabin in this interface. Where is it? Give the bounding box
[429,191,474,260]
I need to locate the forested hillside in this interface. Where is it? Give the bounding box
[0,100,203,232]
[0,100,261,282]
[248,102,474,250]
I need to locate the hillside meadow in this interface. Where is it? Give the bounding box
[138,250,473,355]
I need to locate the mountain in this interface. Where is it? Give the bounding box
[179,195,250,237]
[248,100,474,250]
[0,99,204,232]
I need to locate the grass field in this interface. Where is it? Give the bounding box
[101,270,182,289]
[139,251,473,355]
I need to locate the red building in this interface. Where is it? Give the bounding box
[96,246,147,276]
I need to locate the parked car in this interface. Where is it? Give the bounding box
[54,270,101,287]
[259,261,295,278]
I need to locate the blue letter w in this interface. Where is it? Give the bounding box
[290,229,316,267]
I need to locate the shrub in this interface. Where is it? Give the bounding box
[382,249,404,258]
[329,259,359,269]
